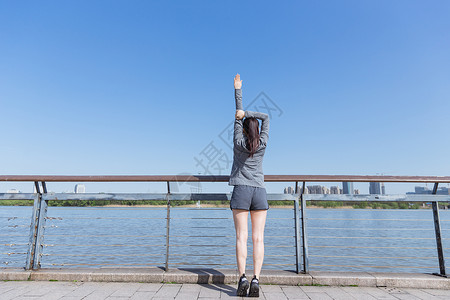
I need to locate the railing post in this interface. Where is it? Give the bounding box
[294,184,302,274]
[32,194,48,269]
[165,181,171,271]
[431,182,446,276]
[300,181,309,273]
[25,193,41,269]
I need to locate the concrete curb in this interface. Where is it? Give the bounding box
[1,268,449,289]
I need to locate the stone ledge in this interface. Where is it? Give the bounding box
[1,268,449,289]
[310,271,376,287]
[370,272,450,289]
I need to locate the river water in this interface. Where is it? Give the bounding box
[2,206,450,274]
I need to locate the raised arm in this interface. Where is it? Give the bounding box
[244,110,269,146]
[233,74,246,149]
[234,74,244,116]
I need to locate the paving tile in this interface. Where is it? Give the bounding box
[64,281,107,297]
[198,283,221,298]
[40,285,80,300]
[402,289,443,300]
[263,292,286,300]
[83,282,127,300]
[109,282,141,297]
[179,283,202,292]
[280,286,309,299]
[136,283,163,292]
[129,291,158,300]
[347,286,398,299]
[216,284,240,298]
[391,293,421,300]
[0,284,33,300]
[175,291,199,300]
[261,285,283,293]
[152,283,182,298]
[319,286,357,300]
[420,288,450,296]
[219,293,245,300]
[305,292,334,300]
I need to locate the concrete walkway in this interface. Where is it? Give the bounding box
[2,268,450,299]
[2,281,450,299]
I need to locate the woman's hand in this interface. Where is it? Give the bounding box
[234,73,242,89]
[235,109,245,120]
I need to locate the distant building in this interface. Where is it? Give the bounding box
[342,182,354,195]
[284,186,295,194]
[407,186,450,195]
[7,189,19,193]
[369,182,381,194]
[381,183,386,195]
[74,184,86,193]
[330,186,340,194]
[307,185,331,194]
[295,184,308,194]
[307,185,322,194]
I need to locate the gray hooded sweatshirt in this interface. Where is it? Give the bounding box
[228,88,270,188]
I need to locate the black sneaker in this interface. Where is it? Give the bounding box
[236,273,249,297]
[248,275,260,297]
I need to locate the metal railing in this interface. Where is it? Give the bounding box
[1,175,450,276]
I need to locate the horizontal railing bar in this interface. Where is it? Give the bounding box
[308,218,433,221]
[0,235,29,237]
[308,227,443,231]
[0,252,27,255]
[171,218,230,220]
[170,235,232,238]
[1,243,28,246]
[169,244,293,248]
[38,193,297,202]
[0,193,36,200]
[41,263,162,266]
[45,217,166,220]
[309,255,436,259]
[180,226,294,229]
[4,192,450,203]
[170,254,234,257]
[42,253,163,257]
[169,235,293,238]
[309,236,435,240]
[310,264,437,269]
[2,174,450,182]
[7,225,30,227]
[170,262,294,266]
[309,245,436,249]
[44,235,166,238]
[170,254,294,257]
[43,244,165,247]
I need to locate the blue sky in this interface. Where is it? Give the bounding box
[1,1,449,194]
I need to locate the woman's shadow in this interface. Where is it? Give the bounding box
[178,268,237,296]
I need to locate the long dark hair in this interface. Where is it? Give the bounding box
[243,117,260,158]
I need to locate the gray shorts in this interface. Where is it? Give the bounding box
[230,185,269,211]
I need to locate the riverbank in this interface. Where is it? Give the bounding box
[0,201,433,209]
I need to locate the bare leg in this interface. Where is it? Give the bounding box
[250,209,267,279]
[233,209,249,276]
